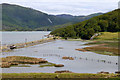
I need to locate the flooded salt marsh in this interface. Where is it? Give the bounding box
[2,40,118,73]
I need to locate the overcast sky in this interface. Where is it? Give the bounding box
[0,0,119,16]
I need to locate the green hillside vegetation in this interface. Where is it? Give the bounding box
[2,3,103,31]
[50,9,120,39]
[2,3,71,31]
[34,23,73,31]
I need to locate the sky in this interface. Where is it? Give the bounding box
[0,0,119,16]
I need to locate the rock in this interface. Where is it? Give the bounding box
[90,33,101,40]
[97,71,109,74]
[54,64,64,67]
[115,71,120,74]
[55,70,73,73]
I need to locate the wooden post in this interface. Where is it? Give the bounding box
[25,38,27,45]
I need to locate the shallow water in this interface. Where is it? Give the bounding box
[2,40,118,73]
[1,31,50,45]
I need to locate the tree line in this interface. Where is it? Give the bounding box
[50,9,120,39]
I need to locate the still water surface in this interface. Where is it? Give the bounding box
[2,34,118,73]
[1,31,50,45]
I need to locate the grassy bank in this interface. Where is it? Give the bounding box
[2,73,119,79]
[93,32,119,41]
[76,32,119,56]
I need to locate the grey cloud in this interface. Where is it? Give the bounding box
[0,1,118,15]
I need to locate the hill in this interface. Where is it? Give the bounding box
[50,9,120,39]
[2,3,103,31]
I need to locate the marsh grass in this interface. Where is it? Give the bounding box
[1,56,48,68]
[84,46,119,55]
[81,32,119,56]
[83,40,119,56]
[2,73,119,78]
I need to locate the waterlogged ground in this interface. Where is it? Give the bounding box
[2,40,118,73]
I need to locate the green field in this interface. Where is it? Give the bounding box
[93,32,119,41]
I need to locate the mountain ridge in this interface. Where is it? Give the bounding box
[2,3,104,31]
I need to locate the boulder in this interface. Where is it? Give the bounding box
[115,71,120,74]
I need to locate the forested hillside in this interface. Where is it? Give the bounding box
[51,9,119,39]
[2,3,103,31]
[2,3,71,31]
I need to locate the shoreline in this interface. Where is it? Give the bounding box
[1,39,119,79]
[1,37,54,52]
[2,73,119,79]
[80,40,119,56]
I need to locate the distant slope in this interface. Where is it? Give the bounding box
[56,13,103,23]
[2,3,71,31]
[2,3,103,31]
[51,9,119,39]
[56,14,85,22]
